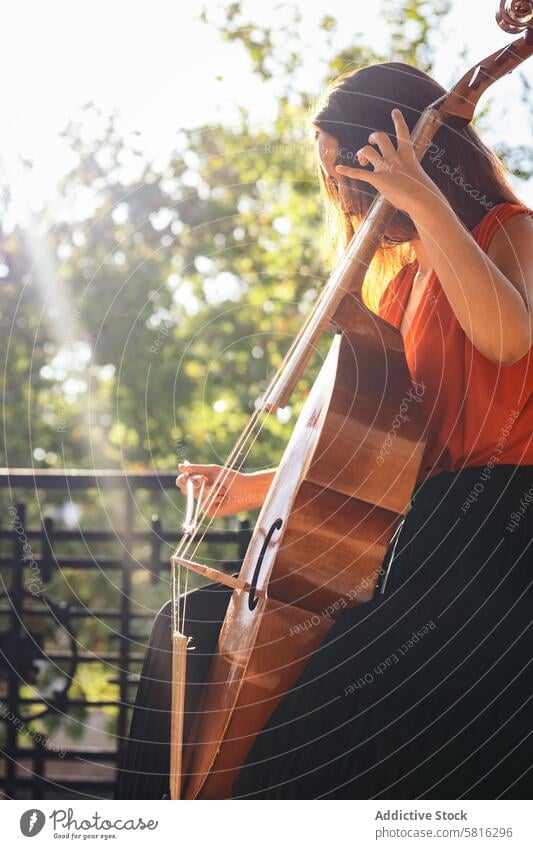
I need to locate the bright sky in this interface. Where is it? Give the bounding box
[2,0,532,214]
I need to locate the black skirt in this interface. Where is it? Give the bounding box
[115,464,533,800]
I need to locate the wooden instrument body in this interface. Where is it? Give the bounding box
[182,297,426,799]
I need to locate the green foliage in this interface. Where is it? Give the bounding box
[383,0,452,71]
[1,0,530,478]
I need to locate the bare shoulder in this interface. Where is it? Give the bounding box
[487,211,533,309]
[487,211,533,260]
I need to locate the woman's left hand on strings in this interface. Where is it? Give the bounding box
[335,108,442,216]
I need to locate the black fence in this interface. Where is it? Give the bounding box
[0,469,251,800]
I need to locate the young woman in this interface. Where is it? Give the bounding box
[115,62,533,799]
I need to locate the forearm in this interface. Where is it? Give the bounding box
[209,468,277,516]
[248,468,277,499]
[408,190,530,364]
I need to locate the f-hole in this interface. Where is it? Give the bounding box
[248,518,283,611]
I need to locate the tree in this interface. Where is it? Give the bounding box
[1,0,530,477]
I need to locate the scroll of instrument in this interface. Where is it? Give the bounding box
[168,1,533,800]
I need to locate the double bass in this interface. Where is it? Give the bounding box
[168,1,533,799]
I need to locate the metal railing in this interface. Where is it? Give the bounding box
[0,469,251,799]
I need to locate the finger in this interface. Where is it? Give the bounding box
[368,131,396,160]
[391,108,411,151]
[357,144,388,170]
[335,164,378,185]
[176,478,199,497]
[206,489,226,507]
[176,474,189,487]
[176,471,206,487]
[177,475,207,496]
[178,463,208,472]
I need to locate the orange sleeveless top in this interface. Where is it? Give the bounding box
[378,202,533,484]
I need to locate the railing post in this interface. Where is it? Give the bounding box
[5,502,26,799]
[41,516,54,584]
[117,489,134,768]
[150,515,161,585]
[238,519,251,562]
[32,739,45,800]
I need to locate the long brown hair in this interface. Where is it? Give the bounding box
[310,61,521,312]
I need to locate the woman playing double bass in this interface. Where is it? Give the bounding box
[116,59,533,799]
